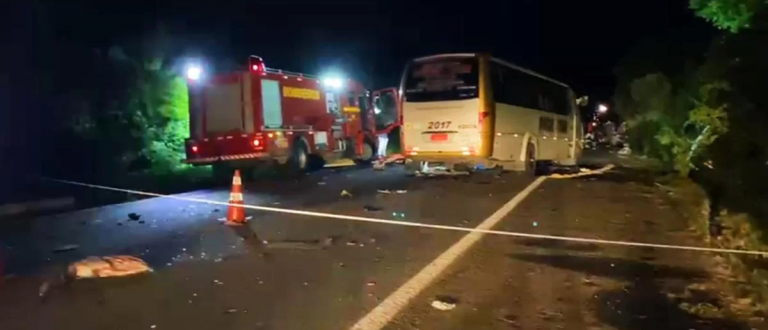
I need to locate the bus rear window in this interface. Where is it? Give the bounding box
[404,57,479,102]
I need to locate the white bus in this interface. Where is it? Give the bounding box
[399,53,583,173]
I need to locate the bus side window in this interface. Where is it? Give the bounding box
[539,117,555,133]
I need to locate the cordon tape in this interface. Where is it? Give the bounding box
[40,176,768,256]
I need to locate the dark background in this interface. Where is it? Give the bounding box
[1,0,712,172]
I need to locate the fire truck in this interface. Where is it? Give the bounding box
[184,56,398,175]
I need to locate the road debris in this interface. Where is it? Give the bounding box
[341,190,353,197]
[548,164,615,179]
[68,255,152,279]
[366,281,376,286]
[431,296,458,311]
[416,167,470,177]
[128,213,141,221]
[225,308,238,314]
[52,244,79,253]
[346,240,359,246]
[318,181,326,185]
[363,205,383,212]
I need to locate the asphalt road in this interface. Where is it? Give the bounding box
[0,162,763,330]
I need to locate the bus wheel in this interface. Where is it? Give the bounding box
[525,143,538,175]
[289,140,309,173]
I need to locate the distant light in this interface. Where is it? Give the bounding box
[598,104,609,113]
[322,77,344,89]
[374,107,382,114]
[186,65,203,81]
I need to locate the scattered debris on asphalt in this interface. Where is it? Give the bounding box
[548,164,615,179]
[52,244,79,253]
[499,314,518,325]
[416,167,470,177]
[128,213,141,221]
[224,308,238,314]
[363,205,383,212]
[318,181,326,185]
[618,146,632,156]
[367,281,376,286]
[68,255,152,279]
[341,190,353,197]
[431,296,458,311]
[346,240,359,246]
[377,189,407,194]
[245,216,253,220]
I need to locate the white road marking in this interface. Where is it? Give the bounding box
[349,176,548,330]
[40,176,768,256]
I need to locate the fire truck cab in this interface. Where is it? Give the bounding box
[185,56,381,175]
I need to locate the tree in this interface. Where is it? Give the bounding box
[69,27,190,177]
[690,0,766,32]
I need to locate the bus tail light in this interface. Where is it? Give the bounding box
[406,146,419,156]
[191,145,199,153]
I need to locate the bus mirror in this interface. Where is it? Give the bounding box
[576,95,589,106]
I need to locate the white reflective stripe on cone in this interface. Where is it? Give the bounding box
[232,176,242,185]
[229,192,243,202]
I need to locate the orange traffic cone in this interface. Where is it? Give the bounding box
[225,170,246,226]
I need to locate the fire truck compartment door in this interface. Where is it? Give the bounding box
[261,79,283,128]
[205,81,244,134]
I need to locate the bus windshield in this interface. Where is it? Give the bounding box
[403,57,479,103]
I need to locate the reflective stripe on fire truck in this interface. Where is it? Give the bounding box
[219,153,270,161]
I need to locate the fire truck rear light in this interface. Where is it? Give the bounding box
[267,133,274,138]
[252,64,260,71]
[252,139,261,147]
[409,152,418,156]
[462,151,471,155]
[191,145,199,153]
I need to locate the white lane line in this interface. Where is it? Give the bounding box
[349,176,548,330]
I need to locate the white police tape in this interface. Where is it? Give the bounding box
[40,176,768,256]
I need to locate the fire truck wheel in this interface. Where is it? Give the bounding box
[289,140,309,172]
[354,139,377,164]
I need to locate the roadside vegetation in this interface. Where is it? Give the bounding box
[614,0,768,316]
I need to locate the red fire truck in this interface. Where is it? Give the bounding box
[184,56,393,175]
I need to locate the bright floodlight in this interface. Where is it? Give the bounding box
[322,77,344,89]
[598,103,609,113]
[186,65,203,81]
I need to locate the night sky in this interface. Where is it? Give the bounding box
[2,0,713,166]
[6,0,710,96]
